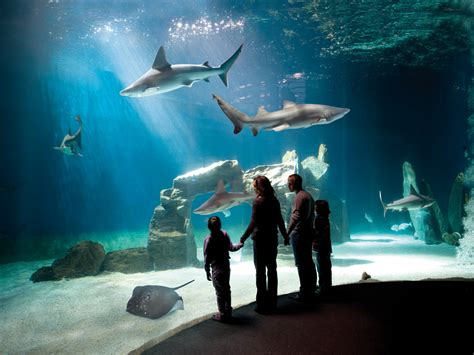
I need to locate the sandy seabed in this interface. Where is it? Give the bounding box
[1,233,473,354]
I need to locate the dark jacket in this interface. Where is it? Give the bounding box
[204,230,240,273]
[288,190,315,235]
[313,215,332,254]
[241,195,286,245]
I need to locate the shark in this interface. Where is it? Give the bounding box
[379,185,435,217]
[212,94,350,136]
[193,180,254,217]
[120,44,243,97]
[53,115,83,156]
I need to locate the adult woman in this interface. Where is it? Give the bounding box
[240,176,289,314]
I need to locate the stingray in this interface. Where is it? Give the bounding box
[126,279,195,319]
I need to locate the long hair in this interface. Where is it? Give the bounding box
[254,175,276,198]
[315,199,330,217]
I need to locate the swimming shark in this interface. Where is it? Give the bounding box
[379,185,435,217]
[120,44,243,97]
[126,280,194,320]
[212,94,350,136]
[53,115,83,156]
[193,180,254,217]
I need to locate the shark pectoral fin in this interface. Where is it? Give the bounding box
[204,78,210,82]
[251,127,259,136]
[269,124,290,132]
[223,209,231,217]
[409,184,419,196]
[152,46,172,70]
[183,80,194,87]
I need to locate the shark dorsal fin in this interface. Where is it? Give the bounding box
[202,61,211,67]
[283,100,297,109]
[256,106,268,116]
[216,180,226,194]
[409,184,419,196]
[152,46,171,71]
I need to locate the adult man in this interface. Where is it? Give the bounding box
[287,173,317,301]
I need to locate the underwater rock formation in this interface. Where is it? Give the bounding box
[420,179,447,238]
[30,240,105,282]
[402,162,442,244]
[448,172,465,234]
[301,144,329,187]
[148,160,244,270]
[241,154,301,252]
[318,190,351,244]
[150,148,340,268]
[459,17,474,261]
[238,0,470,68]
[102,247,153,274]
[442,232,462,246]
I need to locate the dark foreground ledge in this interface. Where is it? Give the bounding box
[133,279,474,355]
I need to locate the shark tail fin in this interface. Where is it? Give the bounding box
[212,94,248,135]
[218,44,243,87]
[379,191,388,218]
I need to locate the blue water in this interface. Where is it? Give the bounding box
[0,0,469,262]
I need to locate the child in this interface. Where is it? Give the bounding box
[204,216,243,322]
[313,200,332,296]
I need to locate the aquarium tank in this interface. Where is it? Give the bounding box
[0,0,473,353]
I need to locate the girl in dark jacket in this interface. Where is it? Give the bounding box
[313,199,332,296]
[204,216,242,322]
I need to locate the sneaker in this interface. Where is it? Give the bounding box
[288,293,301,301]
[212,313,232,322]
[289,292,318,303]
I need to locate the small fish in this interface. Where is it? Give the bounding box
[364,213,373,223]
[390,222,413,232]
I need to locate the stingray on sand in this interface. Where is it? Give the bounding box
[126,280,195,319]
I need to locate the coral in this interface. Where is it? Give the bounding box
[458,190,474,262]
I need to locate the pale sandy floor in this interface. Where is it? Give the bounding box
[1,234,473,355]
